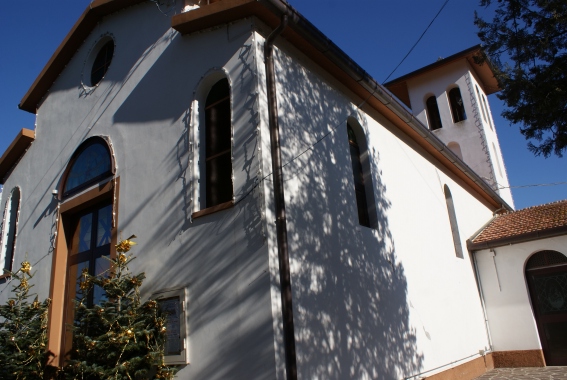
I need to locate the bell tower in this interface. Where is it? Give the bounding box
[385,45,514,208]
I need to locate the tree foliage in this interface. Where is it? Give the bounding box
[0,261,52,380]
[475,0,567,157]
[63,237,176,380]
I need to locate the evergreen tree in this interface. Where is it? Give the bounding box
[475,0,567,157]
[0,261,51,380]
[64,236,176,380]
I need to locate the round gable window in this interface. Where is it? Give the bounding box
[84,36,115,87]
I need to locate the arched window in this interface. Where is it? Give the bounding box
[482,94,494,131]
[203,78,233,209]
[0,187,21,274]
[448,87,467,123]
[492,143,503,177]
[444,185,463,258]
[476,85,488,123]
[426,95,443,130]
[347,122,376,228]
[62,137,113,197]
[48,137,118,366]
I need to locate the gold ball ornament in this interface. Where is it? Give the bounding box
[20,261,32,274]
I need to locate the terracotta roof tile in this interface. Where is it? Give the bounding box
[471,200,567,245]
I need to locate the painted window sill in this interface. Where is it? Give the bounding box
[192,200,234,219]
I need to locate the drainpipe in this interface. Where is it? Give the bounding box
[264,14,297,380]
[472,250,494,353]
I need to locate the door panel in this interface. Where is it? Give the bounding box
[527,265,567,365]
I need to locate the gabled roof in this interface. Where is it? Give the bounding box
[16,0,512,212]
[0,129,35,184]
[468,200,567,250]
[384,45,500,109]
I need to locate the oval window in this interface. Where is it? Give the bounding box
[87,39,115,87]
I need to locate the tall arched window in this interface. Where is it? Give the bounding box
[204,78,233,209]
[48,136,118,366]
[444,185,463,258]
[476,85,488,123]
[482,94,494,131]
[448,87,467,123]
[0,187,21,274]
[426,95,443,130]
[347,122,376,228]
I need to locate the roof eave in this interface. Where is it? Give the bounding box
[18,0,147,113]
[384,45,500,96]
[468,225,567,251]
[0,129,35,184]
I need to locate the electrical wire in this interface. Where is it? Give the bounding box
[383,0,450,83]
[500,181,567,189]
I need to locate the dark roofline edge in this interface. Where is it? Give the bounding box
[16,0,512,212]
[255,0,512,212]
[467,225,567,251]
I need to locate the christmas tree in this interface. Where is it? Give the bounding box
[0,260,51,380]
[64,236,176,380]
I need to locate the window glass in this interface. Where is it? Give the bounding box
[448,87,467,123]
[347,124,371,227]
[444,185,463,258]
[90,40,114,86]
[159,297,182,355]
[426,96,443,130]
[0,188,20,273]
[64,139,112,196]
[204,78,233,208]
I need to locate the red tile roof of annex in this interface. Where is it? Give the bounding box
[470,200,567,248]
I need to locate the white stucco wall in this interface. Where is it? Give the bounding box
[474,236,567,352]
[256,34,497,379]
[0,4,276,380]
[0,4,517,379]
[404,60,514,208]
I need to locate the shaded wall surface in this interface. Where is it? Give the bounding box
[0,4,275,379]
[258,34,495,379]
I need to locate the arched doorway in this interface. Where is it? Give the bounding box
[525,250,567,365]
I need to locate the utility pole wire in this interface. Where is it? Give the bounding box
[383,0,451,83]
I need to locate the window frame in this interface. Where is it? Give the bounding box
[425,95,443,130]
[0,187,21,278]
[152,286,189,365]
[60,137,115,199]
[443,185,463,259]
[346,120,377,229]
[191,74,234,219]
[448,86,467,123]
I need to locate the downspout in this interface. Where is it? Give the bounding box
[472,250,494,354]
[264,14,297,380]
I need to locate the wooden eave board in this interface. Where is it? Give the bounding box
[173,2,503,210]
[384,45,500,95]
[0,129,35,184]
[17,0,505,210]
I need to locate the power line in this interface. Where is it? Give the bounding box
[500,181,567,189]
[383,0,451,83]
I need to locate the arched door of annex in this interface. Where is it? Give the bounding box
[525,250,567,365]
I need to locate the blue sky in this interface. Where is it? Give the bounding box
[0,0,564,209]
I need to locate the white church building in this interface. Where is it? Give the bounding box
[1,0,565,379]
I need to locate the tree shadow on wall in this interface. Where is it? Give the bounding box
[272,49,424,379]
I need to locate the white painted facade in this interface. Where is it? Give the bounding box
[473,236,567,352]
[0,2,514,379]
[403,59,515,208]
